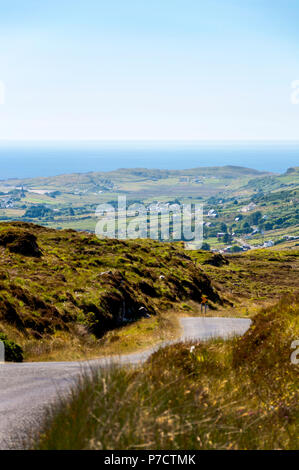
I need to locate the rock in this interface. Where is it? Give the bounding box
[203,254,229,267]
[0,229,42,257]
[138,306,150,318]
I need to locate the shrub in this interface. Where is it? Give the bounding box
[32,296,299,450]
[0,332,23,362]
[201,242,211,251]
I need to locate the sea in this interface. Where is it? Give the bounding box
[0,141,298,180]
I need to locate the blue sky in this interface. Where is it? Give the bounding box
[0,0,298,141]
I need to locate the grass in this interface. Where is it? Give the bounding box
[190,247,299,308]
[0,222,298,361]
[0,222,220,361]
[30,294,299,450]
[23,311,181,362]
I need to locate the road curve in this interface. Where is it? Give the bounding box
[0,316,251,449]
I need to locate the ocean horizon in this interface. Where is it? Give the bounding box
[0,141,298,179]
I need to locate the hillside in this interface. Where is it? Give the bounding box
[0,165,271,232]
[0,221,298,362]
[0,165,298,253]
[0,222,220,361]
[0,165,269,191]
[33,293,299,450]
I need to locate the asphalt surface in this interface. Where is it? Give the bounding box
[0,316,251,449]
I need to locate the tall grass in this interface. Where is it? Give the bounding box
[31,295,299,450]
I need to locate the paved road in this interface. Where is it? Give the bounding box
[0,316,251,449]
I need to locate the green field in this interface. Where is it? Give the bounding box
[0,165,298,251]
